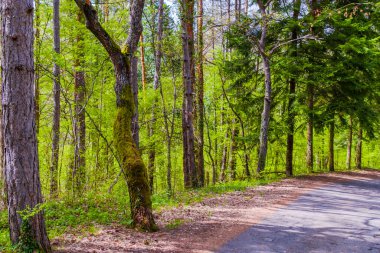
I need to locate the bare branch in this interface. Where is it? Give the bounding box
[269,34,319,56]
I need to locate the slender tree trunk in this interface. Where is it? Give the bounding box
[181,0,197,188]
[306,0,319,173]
[355,128,362,169]
[329,118,335,172]
[0,88,4,209]
[346,116,353,169]
[131,56,139,147]
[256,56,271,173]
[306,84,314,172]
[73,11,86,196]
[103,0,109,22]
[50,0,61,198]
[0,9,5,209]
[1,0,51,250]
[74,0,157,231]
[140,34,147,91]
[285,0,301,177]
[196,0,205,187]
[220,130,229,182]
[35,0,41,133]
[256,0,272,173]
[228,125,238,180]
[147,0,164,193]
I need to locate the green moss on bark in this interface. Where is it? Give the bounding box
[113,86,157,231]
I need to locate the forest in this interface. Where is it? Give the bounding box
[0,0,379,252]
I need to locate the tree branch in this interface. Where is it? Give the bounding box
[269,34,319,56]
[73,0,122,58]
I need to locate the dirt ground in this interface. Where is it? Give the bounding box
[55,170,380,253]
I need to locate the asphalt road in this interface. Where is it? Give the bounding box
[218,178,380,253]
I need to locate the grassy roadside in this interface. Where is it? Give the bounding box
[0,174,285,251]
[3,168,377,251]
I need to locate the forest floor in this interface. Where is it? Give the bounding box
[55,169,380,253]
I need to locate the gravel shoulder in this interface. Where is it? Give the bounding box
[55,170,380,253]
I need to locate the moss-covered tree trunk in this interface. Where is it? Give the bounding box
[74,0,157,231]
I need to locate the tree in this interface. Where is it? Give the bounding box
[180,0,198,188]
[73,11,86,196]
[147,0,165,193]
[285,0,301,177]
[50,0,61,198]
[1,0,51,250]
[255,0,273,173]
[196,0,205,187]
[355,128,362,169]
[73,0,157,231]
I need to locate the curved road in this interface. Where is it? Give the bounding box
[218,178,380,253]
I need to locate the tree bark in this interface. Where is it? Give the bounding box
[50,0,61,198]
[0,10,5,208]
[35,0,41,133]
[140,34,147,91]
[1,0,51,250]
[147,0,164,193]
[355,128,362,169]
[346,116,353,169]
[285,0,301,177]
[196,0,205,187]
[219,130,229,182]
[329,118,335,172]
[228,125,238,180]
[73,11,86,196]
[74,0,157,231]
[131,55,139,147]
[256,0,272,173]
[306,84,314,172]
[181,0,197,188]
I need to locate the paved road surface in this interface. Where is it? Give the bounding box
[218,178,380,253]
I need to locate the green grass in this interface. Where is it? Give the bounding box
[0,174,284,251]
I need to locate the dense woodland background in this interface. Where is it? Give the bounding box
[0,0,379,251]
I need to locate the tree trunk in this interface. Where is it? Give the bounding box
[306,84,314,172]
[147,0,164,193]
[73,10,86,196]
[181,0,197,188]
[50,0,61,198]
[35,0,41,133]
[256,57,271,173]
[0,8,5,209]
[346,116,353,169]
[131,56,139,147]
[196,0,205,187]
[256,0,271,173]
[355,128,362,169]
[74,0,157,231]
[103,0,109,22]
[220,130,229,182]
[285,0,300,177]
[329,118,335,172]
[1,0,51,250]
[140,34,147,91]
[228,125,238,180]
